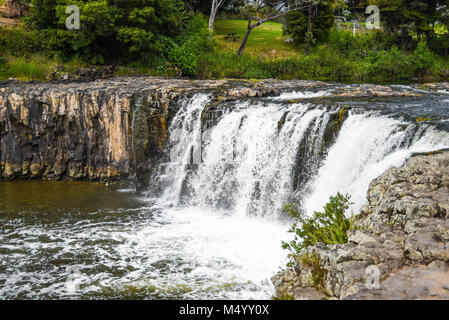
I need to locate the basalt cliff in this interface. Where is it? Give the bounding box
[1,77,449,300]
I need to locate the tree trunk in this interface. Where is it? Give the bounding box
[306,5,313,56]
[237,20,253,56]
[208,7,217,31]
[208,0,219,32]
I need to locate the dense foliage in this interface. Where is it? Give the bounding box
[284,2,335,45]
[0,0,448,82]
[26,0,185,64]
[368,0,449,52]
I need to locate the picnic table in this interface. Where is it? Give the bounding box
[224,33,240,42]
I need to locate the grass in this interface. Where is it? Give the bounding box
[1,16,448,82]
[214,19,298,58]
[0,55,53,81]
[298,251,327,290]
[0,53,96,81]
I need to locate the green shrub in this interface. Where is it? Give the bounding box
[282,193,356,263]
[180,13,216,54]
[298,251,326,288]
[168,44,196,76]
[165,14,215,77]
[284,3,334,46]
[414,40,435,76]
[372,46,415,81]
[27,0,184,64]
[328,28,395,58]
[0,26,43,57]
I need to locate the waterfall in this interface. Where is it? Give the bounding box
[3,88,449,300]
[156,93,449,218]
[153,94,211,204]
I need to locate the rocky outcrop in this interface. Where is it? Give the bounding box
[273,150,449,300]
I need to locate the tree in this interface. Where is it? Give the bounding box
[28,0,184,64]
[236,0,312,56]
[284,1,335,48]
[28,0,58,28]
[284,0,344,54]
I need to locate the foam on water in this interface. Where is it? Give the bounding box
[0,204,288,299]
[274,90,333,100]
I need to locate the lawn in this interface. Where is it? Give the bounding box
[214,19,298,58]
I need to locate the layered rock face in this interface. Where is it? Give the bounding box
[0,77,325,185]
[4,77,444,186]
[273,151,449,300]
[0,78,174,183]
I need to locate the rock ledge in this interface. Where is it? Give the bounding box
[273,151,449,300]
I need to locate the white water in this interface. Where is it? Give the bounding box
[115,206,288,299]
[190,102,328,217]
[274,90,333,100]
[303,112,449,215]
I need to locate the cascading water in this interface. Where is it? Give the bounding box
[303,112,449,215]
[1,86,449,300]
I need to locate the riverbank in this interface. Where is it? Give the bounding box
[2,19,449,83]
[273,150,449,300]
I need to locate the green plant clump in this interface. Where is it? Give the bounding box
[282,193,356,263]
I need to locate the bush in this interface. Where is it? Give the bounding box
[27,0,184,64]
[372,46,415,81]
[282,193,356,263]
[166,14,215,77]
[328,28,395,58]
[180,13,216,54]
[414,40,435,76]
[0,26,43,56]
[284,4,334,46]
[168,45,196,76]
